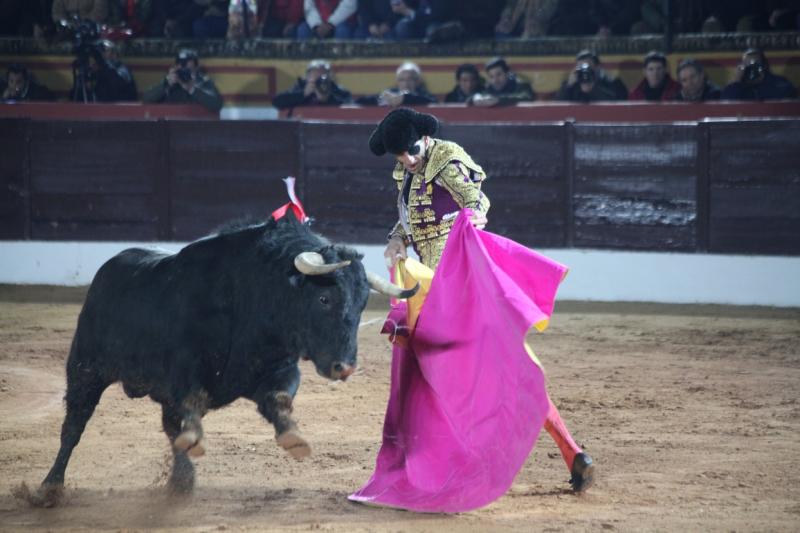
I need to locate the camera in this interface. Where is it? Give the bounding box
[743,62,765,83]
[575,62,595,84]
[176,66,193,83]
[315,75,331,93]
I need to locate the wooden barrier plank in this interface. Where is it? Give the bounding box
[30,220,159,241]
[708,120,800,254]
[446,124,568,247]
[26,121,162,240]
[573,124,698,250]
[32,194,158,223]
[0,119,28,239]
[301,123,398,243]
[168,120,301,239]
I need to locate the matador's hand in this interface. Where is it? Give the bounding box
[384,236,408,269]
[470,213,487,230]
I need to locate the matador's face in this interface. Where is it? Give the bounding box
[395,137,428,174]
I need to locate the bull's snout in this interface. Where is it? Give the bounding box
[331,362,355,381]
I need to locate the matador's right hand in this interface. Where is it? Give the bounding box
[384,236,408,269]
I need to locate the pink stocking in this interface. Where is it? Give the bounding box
[543,396,582,471]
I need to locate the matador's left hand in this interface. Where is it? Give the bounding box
[470,213,487,230]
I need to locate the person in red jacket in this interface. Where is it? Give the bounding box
[629,50,681,101]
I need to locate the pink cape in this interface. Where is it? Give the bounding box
[349,210,568,513]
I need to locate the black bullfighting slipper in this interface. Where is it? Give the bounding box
[569,452,595,493]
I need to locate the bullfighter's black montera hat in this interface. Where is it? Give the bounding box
[368,108,439,156]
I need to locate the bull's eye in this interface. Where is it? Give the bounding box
[319,295,330,306]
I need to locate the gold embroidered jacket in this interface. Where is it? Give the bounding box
[389,139,490,270]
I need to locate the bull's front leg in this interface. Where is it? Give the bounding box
[173,390,209,458]
[253,365,310,460]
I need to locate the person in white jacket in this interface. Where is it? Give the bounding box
[297,0,357,39]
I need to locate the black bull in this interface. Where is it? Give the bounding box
[18,215,416,507]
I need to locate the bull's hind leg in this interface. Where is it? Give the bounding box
[161,405,196,493]
[17,366,108,507]
[172,390,209,458]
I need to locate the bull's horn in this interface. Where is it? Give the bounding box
[294,252,351,275]
[366,271,420,299]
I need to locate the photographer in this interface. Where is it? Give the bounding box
[142,49,223,113]
[556,50,627,103]
[64,17,137,103]
[2,64,56,102]
[272,59,352,109]
[721,48,797,101]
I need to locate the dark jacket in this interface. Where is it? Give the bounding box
[674,81,721,102]
[142,71,223,112]
[2,79,56,101]
[557,76,627,102]
[721,72,798,101]
[71,59,138,103]
[444,85,480,103]
[272,77,352,109]
[357,0,401,27]
[629,76,681,101]
[356,87,437,106]
[485,73,535,105]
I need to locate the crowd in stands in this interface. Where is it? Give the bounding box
[2,47,797,109]
[0,1,799,40]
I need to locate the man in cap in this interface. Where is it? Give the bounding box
[142,48,223,113]
[369,108,596,493]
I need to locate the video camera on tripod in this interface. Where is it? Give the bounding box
[58,16,131,102]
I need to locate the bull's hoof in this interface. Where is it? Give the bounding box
[11,481,64,508]
[277,430,311,460]
[569,452,596,493]
[174,430,206,457]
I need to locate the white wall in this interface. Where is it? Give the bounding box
[1,242,798,307]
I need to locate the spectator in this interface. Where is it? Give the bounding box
[261,0,303,37]
[272,59,352,109]
[227,0,260,39]
[2,63,56,101]
[297,0,357,39]
[629,51,680,101]
[142,49,223,113]
[70,40,137,102]
[721,48,797,101]
[471,57,535,107]
[548,0,639,36]
[556,49,627,102]
[444,63,482,103]
[107,0,153,36]
[151,0,227,38]
[356,0,399,40]
[52,0,109,24]
[674,59,720,102]
[495,0,557,39]
[357,61,436,107]
[192,0,228,38]
[392,0,457,41]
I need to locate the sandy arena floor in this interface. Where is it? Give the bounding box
[0,291,798,532]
